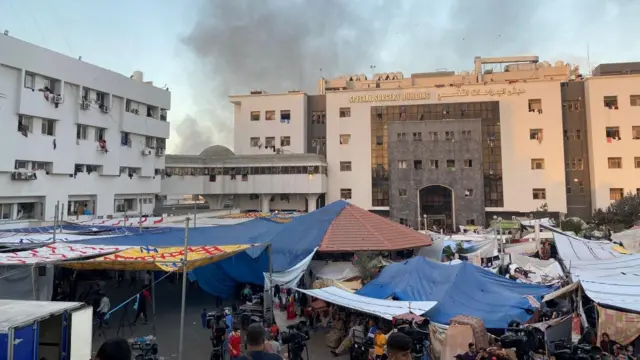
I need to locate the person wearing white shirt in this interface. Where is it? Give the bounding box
[96,293,110,326]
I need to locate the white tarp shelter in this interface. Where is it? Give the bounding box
[550,230,624,263]
[296,286,437,320]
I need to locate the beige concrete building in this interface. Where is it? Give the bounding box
[162,56,640,227]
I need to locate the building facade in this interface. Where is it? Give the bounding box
[164,55,640,228]
[0,35,171,224]
[162,146,327,212]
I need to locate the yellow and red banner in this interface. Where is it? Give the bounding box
[61,244,251,271]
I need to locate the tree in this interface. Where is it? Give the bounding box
[531,203,550,219]
[560,218,585,235]
[592,192,640,231]
[353,252,381,284]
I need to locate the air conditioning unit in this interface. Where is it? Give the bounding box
[53,95,63,104]
[141,148,152,156]
[81,101,91,110]
[100,105,110,113]
[11,171,37,180]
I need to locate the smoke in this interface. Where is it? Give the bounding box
[176,0,640,153]
[174,115,230,155]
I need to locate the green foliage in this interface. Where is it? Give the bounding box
[353,252,381,284]
[531,203,550,219]
[592,192,640,230]
[560,218,584,235]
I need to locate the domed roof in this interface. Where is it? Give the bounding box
[199,145,235,158]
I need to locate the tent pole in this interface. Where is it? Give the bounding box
[151,275,156,337]
[52,201,59,242]
[267,242,274,324]
[178,217,190,360]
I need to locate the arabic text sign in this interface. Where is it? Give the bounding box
[437,87,525,101]
[0,244,125,265]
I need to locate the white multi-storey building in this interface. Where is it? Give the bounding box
[162,54,640,228]
[0,35,171,225]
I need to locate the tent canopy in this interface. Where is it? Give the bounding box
[297,286,437,320]
[60,245,251,271]
[357,257,554,328]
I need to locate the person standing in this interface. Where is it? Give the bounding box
[228,325,242,359]
[237,323,282,360]
[386,332,413,360]
[96,291,111,326]
[132,288,150,325]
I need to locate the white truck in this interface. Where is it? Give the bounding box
[0,300,93,360]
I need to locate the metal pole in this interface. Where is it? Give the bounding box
[267,243,274,324]
[151,275,157,336]
[499,221,505,267]
[52,201,59,242]
[60,203,64,225]
[178,217,190,360]
[193,199,197,228]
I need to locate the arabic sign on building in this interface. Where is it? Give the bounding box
[348,92,430,103]
[436,87,526,101]
[345,87,526,104]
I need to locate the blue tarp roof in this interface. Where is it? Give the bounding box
[356,257,554,328]
[2,224,148,235]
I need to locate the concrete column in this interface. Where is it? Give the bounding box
[306,194,318,212]
[260,195,271,213]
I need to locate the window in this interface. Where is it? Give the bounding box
[15,160,28,169]
[578,181,585,194]
[610,188,624,201]
[429,160,439,169]
[24,73,35,89]
[311,111,326,124]
[563,100,581,112]
[398,189,407,197]
[446,159,455,169]
[575,129,582,140]
[241,174,248,181]
[396,132,407,141]
[608,157,623,169]
[0,204,10,220]
[428,131,439,140]
[375,135,383,146]
[412,132,422,141]
[637,188,640,196]
[340,188,352,200]
[280,110,291,122]
[604,96,618,109]
[280,136,290,147]
[250,137,261,147]
[41,119,55,136]
[77,125,88,140]
[633,126,640,140]
[566,158,584,170]
[631,95,640,107]
[95,128,106,142]
[461,130,472,138]
[31,162,49,171]
[265,110,275,121]
[463,159,473,168]
[209,174,217,182]
[464,189,474,198]
[398,160,407,169]
[96,91,105,105]
[18,115,33,134]
[530,129,543,140]
[532,188,547,200]
[114,199,136,212]
[445,131,455,141]
[339,107,351,118]
[606,127,621,139]
[121,132,131,146]
[250,111,260,121]
[531,158,545,170]
[413,160,423,170]
[340,134,351,145]
[528,99,543,113]
[265,137,275,147]
[340,161,352,172]
[635,157,640,169]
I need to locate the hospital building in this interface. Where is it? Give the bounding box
[164,55,640,230]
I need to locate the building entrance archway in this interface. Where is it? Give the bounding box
[419,185,454,232]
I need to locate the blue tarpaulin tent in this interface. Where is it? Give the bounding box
[75,202,349,298]
[357,257,554,328]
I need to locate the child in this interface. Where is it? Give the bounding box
[228,325,242,359]
[374,329,387,360]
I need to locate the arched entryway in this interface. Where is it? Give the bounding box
[418,185,455,232]
[316,194,326,209]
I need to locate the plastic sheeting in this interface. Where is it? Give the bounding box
[0,244,125,265]
[264,249,317,289]
[296,286,437,320]
[507,254,564,284]
[0,233,116,245]
[0,265,54,301]
[612,227,640,254]
[357,257,554,328]
[310,261,359,281]
[549,228,624,263]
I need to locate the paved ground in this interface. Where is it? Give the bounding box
[91,278,342,359]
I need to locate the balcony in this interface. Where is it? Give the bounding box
[122,111,170,138]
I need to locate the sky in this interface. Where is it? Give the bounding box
[2,0,640,155]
